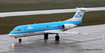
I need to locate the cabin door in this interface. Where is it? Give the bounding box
[23,27,27,35]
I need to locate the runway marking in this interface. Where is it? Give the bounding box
[102,33,105,41]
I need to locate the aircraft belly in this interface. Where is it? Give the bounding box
[25,31,45,36]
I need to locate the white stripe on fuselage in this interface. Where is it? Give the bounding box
[9,29,63,37]
[9,31,45,37]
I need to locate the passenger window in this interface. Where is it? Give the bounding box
[47,26,50,27]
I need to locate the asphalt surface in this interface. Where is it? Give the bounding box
[0,24,105,53]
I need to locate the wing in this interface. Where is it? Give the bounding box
[45,29,89,35]
[0,7,105,17]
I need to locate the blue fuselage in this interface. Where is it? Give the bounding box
[9,21,82,34]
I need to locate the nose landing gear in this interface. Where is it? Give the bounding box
[19,39,22,42]
[14,37,22,42]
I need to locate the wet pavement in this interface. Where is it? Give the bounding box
[0,24,105,53]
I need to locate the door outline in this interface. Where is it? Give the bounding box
[23,27,27,35]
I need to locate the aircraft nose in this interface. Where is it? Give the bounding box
[9,31,13,34]
[9,31,16,37]
[9,31,24,37]
[9,33,14,37]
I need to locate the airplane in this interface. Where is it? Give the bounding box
[8,8,88,42]
[1,7,105,42]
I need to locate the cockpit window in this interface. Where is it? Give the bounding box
[17,29,21,31]
[13,29,21,31]
[13,29,17,31]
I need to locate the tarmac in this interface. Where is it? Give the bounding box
[0,24,105,53]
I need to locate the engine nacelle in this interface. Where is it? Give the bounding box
[62,24,76,30]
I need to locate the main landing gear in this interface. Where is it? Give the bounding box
[55,34,60,41]
[16,34,60,42]
[44,34,48,40]
[44,33,60,41]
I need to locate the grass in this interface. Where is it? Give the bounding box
[0,0,105,34]
[0,11,105,34]
[0,0,105,12]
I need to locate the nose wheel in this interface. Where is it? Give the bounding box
[15,37,22,42]
[19,39,22,42]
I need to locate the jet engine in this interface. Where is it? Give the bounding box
[62,24,76,30]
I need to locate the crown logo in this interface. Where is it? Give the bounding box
[27,26,33,29]
[75,12,83,18]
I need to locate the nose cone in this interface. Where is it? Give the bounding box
[9,25,25,37]
[9,31,13,34]
[9,34,15,37]
[9,31,15,37]
[9,31,24,37]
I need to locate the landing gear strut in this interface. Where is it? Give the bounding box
[44,33,60,41]
[19,39,22,42]
[55,34,60,41]
[44,34,48,40]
